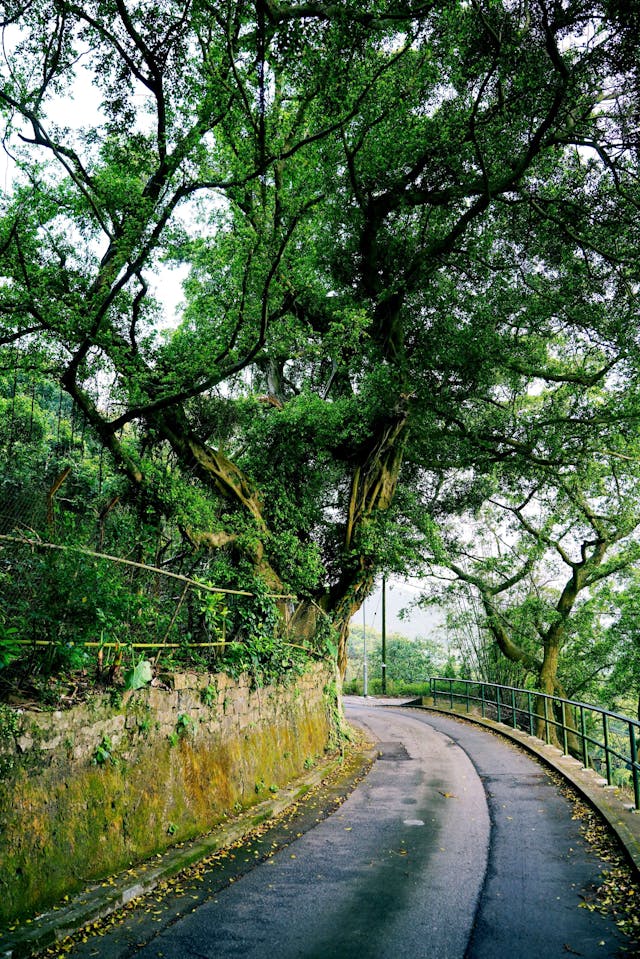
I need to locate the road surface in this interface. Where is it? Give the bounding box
[57,700,630,958]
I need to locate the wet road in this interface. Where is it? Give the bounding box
[59,700,629,958]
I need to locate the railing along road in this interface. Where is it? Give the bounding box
[429,677,640,811]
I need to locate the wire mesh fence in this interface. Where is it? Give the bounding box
[1,534,246,644]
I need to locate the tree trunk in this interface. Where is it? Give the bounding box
[536,640,561,742]
[150,409,286,593]
[330,407,410,676]
[535,564,588,742]
[332,571,377,679]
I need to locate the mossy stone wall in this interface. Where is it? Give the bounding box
[0,663,335,927]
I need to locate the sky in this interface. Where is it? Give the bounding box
[353,577,446,642]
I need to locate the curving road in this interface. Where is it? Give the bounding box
[60,700,630,958]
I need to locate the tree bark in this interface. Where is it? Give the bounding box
[330,406,410,676]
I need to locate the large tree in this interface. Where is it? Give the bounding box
[2,0,640,674]
[417,446,640,699]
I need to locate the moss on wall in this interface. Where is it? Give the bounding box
[0,663,336,926]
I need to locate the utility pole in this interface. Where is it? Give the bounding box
[381,574,387,694]
[362,603,368,697]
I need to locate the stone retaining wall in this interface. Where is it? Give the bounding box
[0,663,336,926]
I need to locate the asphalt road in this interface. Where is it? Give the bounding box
[57,700,630,958]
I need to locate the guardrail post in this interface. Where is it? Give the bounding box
[561,703,569,756]
[466,682,470,712]
[511,688,517,729]
[449,678,454,709]
[543,697,551,744]
[496,686,502,724]
[630,721,639,811]
[580,706,588,769]
[481,683,486,719]
[603,713,612,785]
[527,691,534,736]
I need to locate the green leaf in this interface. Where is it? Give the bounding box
[123,659,153,691]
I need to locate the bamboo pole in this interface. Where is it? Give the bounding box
[0,534,295,599]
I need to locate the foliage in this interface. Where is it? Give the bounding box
[0,372,326,699]
[200,684,216,708]
[0,612,20,672]
[92,736,117,766]
[595,574,640,719]
[0,702,20,743]
[123,658,153,692]
[175,714,193,738]
[413,403,640,700]
[345,623,452,694]
[1,0,640,692]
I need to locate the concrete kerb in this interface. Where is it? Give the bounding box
[403,700,640,880]
[0,746,377,959]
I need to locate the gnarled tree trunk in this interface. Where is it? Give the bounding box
[329,407,410,676]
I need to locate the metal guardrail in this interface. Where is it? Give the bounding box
[429,677,640,811]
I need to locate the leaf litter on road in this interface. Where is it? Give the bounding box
[36,730,374,958]
[548,770,640,957]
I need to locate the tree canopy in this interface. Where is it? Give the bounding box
[2,0,640,682]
